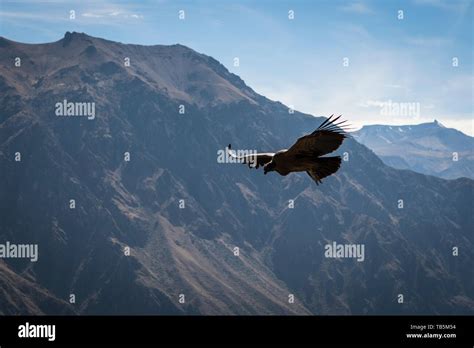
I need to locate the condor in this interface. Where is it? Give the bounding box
[227,115,350,184]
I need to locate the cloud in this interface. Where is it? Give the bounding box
[248,43,472,136]
[0,10,66,21]
[358,100,388,108]
[404,36,450,47]
[82,10,143,20]
[1,6,144,23]
[413,0,471,12]
[82,12,104,18]
[436,117,474,136]
[384,84,403,89]
[339,2,374,14]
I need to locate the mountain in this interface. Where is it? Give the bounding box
[353,121,474,180]
[0,32,473,315]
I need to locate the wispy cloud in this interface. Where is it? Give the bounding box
[339,2,374,14]
[82,9,143,20]
[0,10,67,21]
[358,100,389,108]
[404,36,450,47]
[384,84,404,89]
[413,0,471,12]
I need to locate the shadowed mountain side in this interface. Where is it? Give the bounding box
[0,262,75,315]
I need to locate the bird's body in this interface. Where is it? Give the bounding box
[271,151,305,174]
[227,115,349,184]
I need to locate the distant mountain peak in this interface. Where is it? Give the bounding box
[62,31,94,47]
[354,119,474,180]
[64,31,87,38]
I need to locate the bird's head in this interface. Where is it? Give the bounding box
[263,161,276,175]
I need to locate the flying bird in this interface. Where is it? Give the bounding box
[226,115,350,185]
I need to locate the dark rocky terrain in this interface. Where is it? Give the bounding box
[0,32,473,315]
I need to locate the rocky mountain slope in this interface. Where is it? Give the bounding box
[0,32,473,314]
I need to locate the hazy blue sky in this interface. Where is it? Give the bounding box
[1,0,472,134]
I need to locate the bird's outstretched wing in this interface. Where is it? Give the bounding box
[226,144,274,169]
[285,115,350,158]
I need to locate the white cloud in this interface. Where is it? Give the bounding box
[436,117,473,136]
[0,10,66,21]
[404,36,450,47]
[358,100,388,108]
[413,0,471,12]
[82,12,104,18]
[339,2,374,14]
[81,10,143,20]
[248,47,472,136]
[384,84,403,89]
